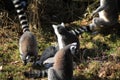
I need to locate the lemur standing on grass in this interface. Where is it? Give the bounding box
[24,43,77,80]
[12,0,38,65]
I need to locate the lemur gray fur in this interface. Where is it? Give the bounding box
[12,0,38,65]
[90,0,119,28]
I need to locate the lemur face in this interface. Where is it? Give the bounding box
[52,22,67,35]
[20,53,30,65]
[70,42,77,55]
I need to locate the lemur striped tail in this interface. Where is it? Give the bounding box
[24,69,48,78]
[12,0,29,32]
[70,25,93,36]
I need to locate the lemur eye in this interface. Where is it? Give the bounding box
[70,46,76,51]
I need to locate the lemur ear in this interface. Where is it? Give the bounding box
[61,22,65,27]
[71,42,77,46]
[52,24,57,28]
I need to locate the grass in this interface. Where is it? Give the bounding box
[0,22,120,80]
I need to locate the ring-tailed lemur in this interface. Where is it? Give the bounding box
[52,23,80,50]
[33,22,93,68]
[24,43,77,80]
[90,0,119,28]
[12,0,38,65]
[52,22,81,63]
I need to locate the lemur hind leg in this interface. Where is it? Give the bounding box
[93,17,112,27]
[92,17,120,34]
[48,67,60,80]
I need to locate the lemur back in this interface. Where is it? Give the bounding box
[48,43,77,80]
[19,31,38,65]
[12,0,38,65]
[24,43,77,80]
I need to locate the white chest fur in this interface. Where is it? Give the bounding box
[99,11,109,22]
[57,35,64,49]
[52,23,66,49]
[99,0,109,22]
[54,28,65,49]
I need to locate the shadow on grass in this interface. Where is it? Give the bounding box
[80,40,110,61]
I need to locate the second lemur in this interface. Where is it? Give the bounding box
[91,0,119,28]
